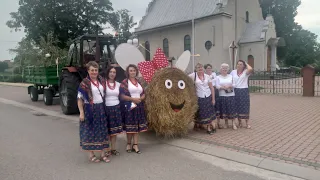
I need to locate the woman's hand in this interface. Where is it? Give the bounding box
[132,98,141,104]
[79,113,85,122]
[212,99,215,105]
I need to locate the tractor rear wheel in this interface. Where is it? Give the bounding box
[43,89,54,106]
[59,70,80,115]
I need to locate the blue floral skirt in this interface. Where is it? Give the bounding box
[218,96,236,120]
[106,104,123,136]
[234,88,250,120]
[123,102,148,133]
[214,88,220,117]
[196,95,216,125]
[80,103,109,151]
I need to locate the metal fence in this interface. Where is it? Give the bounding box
[249,70,303,95]
[315,74,320,96]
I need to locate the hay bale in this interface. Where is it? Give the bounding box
[145,68,198,138]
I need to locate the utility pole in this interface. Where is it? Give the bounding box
[191,0,195,69]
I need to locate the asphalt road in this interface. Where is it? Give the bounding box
[0,101,304,180]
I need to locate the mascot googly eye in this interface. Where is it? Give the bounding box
[165,79,173,89]
[115,43,198,138]
[178,80,186,90]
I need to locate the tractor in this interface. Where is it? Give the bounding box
[59,33,125,115]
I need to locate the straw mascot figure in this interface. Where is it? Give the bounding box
[116,44,198,138]
[115,44,197,137]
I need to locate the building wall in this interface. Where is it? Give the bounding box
[138,23,192,62]
[239,42,266,70]
[136,0,267,72]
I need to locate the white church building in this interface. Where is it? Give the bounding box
[134,0,285,72]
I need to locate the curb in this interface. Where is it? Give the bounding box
[0,82,32,87]
[0,98,78,122]
[162,139,320,180]
[0,97,319,180]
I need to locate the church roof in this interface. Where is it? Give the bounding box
[239,20,270,44]
[135,0,228,33]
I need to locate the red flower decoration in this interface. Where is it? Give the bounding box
[138,48,169,83]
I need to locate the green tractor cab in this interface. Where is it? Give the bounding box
[59,34,125,115]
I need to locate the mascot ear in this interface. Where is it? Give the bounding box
[175,50,191,72]
[115,43,145,70]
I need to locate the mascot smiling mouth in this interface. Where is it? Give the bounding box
[170,101,185,112]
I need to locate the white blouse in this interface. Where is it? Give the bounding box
[77,82,104,104]
[207,72,217,86]
[230,69,251,89]
[216,74,236,97]
[189,72,212,98]
[128,80,143,98]
[105,81,120,106]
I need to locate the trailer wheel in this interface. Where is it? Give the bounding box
[30,86,38,101]
[59,71,80,115]
[44,89,54,106]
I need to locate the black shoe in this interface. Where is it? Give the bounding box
[132,144,141,154]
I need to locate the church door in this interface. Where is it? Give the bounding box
[267,46,271,71]
[247,55,254,69]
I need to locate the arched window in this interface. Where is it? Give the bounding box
[163,38,169,57]
[246,11,249,23]
[184,35,191,51]
[248,55,254,68]
[145,41,150,61]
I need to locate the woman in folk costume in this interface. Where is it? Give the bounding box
[215,63,237,130]
[120,64,147,154]
[104,66,123,156]
[230,60,253,129]
[77,61,110,163]
[204,64,221,128]
[189,63,216,134]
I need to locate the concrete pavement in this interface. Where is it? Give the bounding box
[0,102,303,180]
[1,83,320,179]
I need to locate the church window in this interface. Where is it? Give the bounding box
[184,35,191,51]
[246,11,249,23]
[163,38,169,57]
[145,41,150,61]
[205,41,212,50]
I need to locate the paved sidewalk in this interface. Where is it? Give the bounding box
[0,82,32,87]
[187,94,320,170]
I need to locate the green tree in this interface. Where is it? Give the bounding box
[259,0,320,67]
[7,0,114,49]
[0,62,9,72]
[109,9,137,43]
[9,38,41,67]
[10,33,67,67]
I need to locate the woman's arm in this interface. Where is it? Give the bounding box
[231,76,236,88]
[77,98,85,121]
[140,94,146,101]
[120,93,141,104]
[246,62,253,75]
[208,82,215,103]
[215,77,223,90]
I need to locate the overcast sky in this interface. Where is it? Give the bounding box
[0,0,319,60]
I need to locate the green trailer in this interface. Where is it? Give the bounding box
[24,64,63,105]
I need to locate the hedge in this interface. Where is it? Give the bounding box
[0,74,24,83]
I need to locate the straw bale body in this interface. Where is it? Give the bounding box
[145,68,198,138]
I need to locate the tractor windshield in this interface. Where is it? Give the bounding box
[83,39,116,65]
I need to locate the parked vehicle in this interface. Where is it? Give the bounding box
[26,33,126,115]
